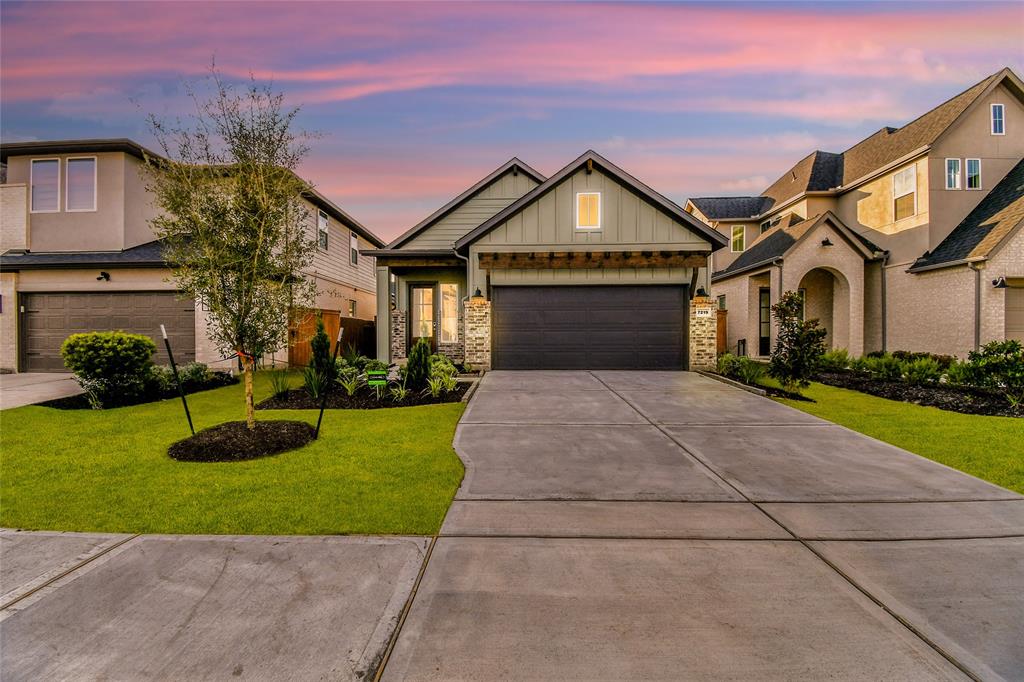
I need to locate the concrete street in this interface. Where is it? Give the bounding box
[2,371,1021,680]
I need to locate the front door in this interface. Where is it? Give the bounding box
[409,284,436,352]
[758,287,771,356]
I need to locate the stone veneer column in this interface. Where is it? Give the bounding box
[390,310,407,361]
[463,298,492,370]
[688,295,717,370]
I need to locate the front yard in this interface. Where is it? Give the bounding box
[0,373,465,535]
[772,381,1024,495]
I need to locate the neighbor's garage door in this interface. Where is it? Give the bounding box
[492,285,687,370]
[21,292,196,372]
[1007,287,1024,343]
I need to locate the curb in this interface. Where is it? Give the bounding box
[696,370,767,396]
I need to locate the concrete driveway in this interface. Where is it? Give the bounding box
[0,373,81,409]
[382,370,1024,681]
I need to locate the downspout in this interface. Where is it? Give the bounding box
[969,262,982,351]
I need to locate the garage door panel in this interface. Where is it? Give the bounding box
[492,285,687,370]
[21,292,196,372]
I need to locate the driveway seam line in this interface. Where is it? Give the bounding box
[588,371,982,681]
[0,533,141,612]
[373,535,438,682]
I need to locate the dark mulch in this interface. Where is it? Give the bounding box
[256,383,470,410]
[40,374,238,410]
[168,420,315,462]
[815,371,1021,418]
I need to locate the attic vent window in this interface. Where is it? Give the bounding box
[576,192,600,230]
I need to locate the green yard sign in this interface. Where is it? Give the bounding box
[366,370,388,387]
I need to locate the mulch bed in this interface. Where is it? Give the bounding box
[168,420,315,462]
[257,383,469,410]
[40,375,238,410]
[815,371,1021,418]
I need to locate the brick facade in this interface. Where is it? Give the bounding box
[390,309,406,361]
[437,306,465,363]
[463,298,491,370]
[688,295,717,370]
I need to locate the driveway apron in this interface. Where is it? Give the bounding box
[382,370,1023,681]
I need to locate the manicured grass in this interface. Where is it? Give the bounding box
[0,373,465,535]
[769,380,1024,494]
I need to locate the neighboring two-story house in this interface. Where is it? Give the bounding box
[365,151,727,370]
[0,139,384,373]
[687,67,1024,359]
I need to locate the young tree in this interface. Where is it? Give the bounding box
[146,69,318,430]
[768,290,827,394]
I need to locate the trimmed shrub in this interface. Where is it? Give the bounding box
[891,350,956,370]
[405,338,431,390]
[967,340,1024,404]
[61,331,157,408]
[767,291,827,393]
[903,357,942,386]
[818,349,850,372]
[309,315,337,385]
[864,353,903,381]
[717,352,741,377]
[429,353,457,378]
[364,358,389,373]
[943,360,974,387]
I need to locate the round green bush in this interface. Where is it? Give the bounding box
[61,331,157,407]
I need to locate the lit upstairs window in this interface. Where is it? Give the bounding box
[576,192,600,230]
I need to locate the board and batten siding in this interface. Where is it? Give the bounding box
[468,167,711,291]
[404,170,539,249]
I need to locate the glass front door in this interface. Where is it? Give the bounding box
[758,288,771,356]
[410,285,436,352]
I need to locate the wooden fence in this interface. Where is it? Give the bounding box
[288,310,376,367]
[716,309,728,355]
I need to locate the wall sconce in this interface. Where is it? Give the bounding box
[96,271,111,281]
[695,286,708,297]
[992,277,1008,289]
[471,288,485,302]
[820,238,834,247]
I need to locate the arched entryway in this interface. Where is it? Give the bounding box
[797,267,851,351]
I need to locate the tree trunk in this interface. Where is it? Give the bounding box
[242,355,256,430]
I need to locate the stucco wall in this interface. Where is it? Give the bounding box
[6,152,128,252]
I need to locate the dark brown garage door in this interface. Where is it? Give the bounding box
[492,285,687,370]
[21,292,196,372]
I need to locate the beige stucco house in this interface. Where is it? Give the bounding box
[365,151,728,370]
[688,67,1024,359]
[0,139,384,373]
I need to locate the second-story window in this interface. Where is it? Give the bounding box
[66,157,97,212]
[945,159,961,190]
[966,159,982,190]
[893,165,916,221]
[991,104,1005,135]
[30,159,60,212]
[317,210,329,251]
[350,231,359,266]
[576,192,600,230]
[731,225,745,252]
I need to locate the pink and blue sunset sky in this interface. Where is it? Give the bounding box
[2,1,1022,241]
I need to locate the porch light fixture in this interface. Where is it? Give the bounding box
[820,238,834,247]
[695,286,708,297]
[992,277,1008,289]
[471,288,485,302]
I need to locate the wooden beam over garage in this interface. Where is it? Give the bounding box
[477,251,709,270]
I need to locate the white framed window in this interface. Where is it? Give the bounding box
[440,282,459,343]
[30,158,60,213]
[730,225,745,252]
[991,103,1005,135]
[893,165,916,221]
[350,231,359,266]
[945,158,961,190]
[966,159,982,190]
[575,192,600,230]
[65,156,97,212]
[317,209,329,251]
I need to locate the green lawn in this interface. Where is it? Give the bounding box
[769,380,1024,494]
[0,374,465,535]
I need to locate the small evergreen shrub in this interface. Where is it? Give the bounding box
[903,357,942,385]
[864,353,903,381]
[943,360,974,386]
[967,340,1024,404]
[767,291,827,393]
[309,315,337,385]
[818,349,850,372]
[364,358,389,373]
[405,338,431,390]
[61,331,157,408]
